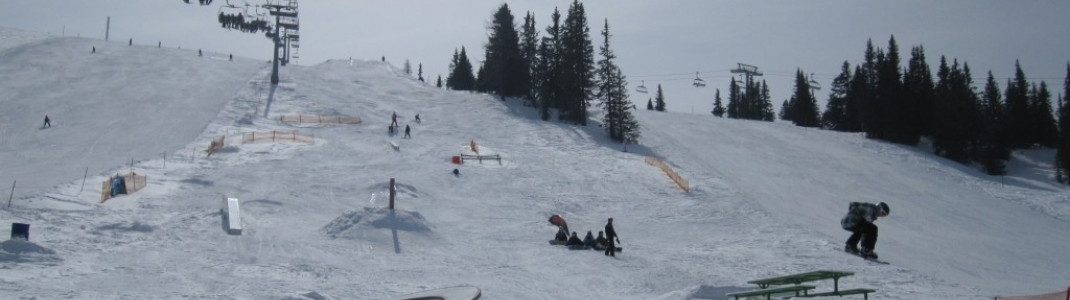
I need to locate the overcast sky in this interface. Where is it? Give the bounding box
[2,0,1068,114]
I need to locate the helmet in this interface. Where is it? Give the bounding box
[878,202,890,215]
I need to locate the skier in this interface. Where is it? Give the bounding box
[43,115,51,128]
[415,114,421,123]
[841,202,889,260]
[604,218,621,257]
[391,112,398,127]
[404,125,411,139]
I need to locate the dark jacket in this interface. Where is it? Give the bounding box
[555,227,568,242]
[841,202,881,230]
[566,235,583,246]
[582,231,595,246]
[605,223,618,242]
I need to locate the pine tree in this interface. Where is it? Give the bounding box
[932,58,980,163]
[403,59,412,76]
[822,61,852,130]
[647,98,653,110]
[654,84,666,111]
[760,81,775,121]
[979,71,1008,175]
[712,89,725,117]
[535,8,563,121]
[479,4,527,100]
[874,36,911,144]
[418,63,424,82]
[779,99,792,121]
[844,65,868,132]
[594,19,639,142]
[436,75,443,88]
[788,70,820,127]
[904,45,935,139]
[727,77,740,118]
[859,39,880,138]
[446,49,459,89]
[447,47,476,91]
[520,11,540,106]
[1057,63,1070,183]
[1005,61,1031,148]
[559,0,595,124]
[1028,81,1059,147]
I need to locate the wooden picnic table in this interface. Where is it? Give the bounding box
[747,270,854,292]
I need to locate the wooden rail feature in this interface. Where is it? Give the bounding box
[280,114,362,125]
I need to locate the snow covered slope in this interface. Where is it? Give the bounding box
[0,29,1067,299]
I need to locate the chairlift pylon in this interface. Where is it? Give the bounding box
[636,80,648,94]
[693,72,706,88]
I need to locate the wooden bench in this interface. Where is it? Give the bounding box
[798,288,877,299]
[749,270,854,290]
[736,270,877,299]
[459,153,502,165]
[726,285,817,300]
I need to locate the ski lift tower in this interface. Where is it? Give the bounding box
[808,72,821,98]
[263,0,299,84]
[730,63,763,88]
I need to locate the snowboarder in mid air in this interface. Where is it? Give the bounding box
[841,202,889,260]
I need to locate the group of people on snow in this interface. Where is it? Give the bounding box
[389,111,416,139]
[551,215,621,256]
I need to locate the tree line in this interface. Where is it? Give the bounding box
[445,1,640,143]
[778,36,1070,182]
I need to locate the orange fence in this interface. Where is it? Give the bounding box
[100,172,147,203]
[280,114,362,125]
[996,287,1070,300]
[241,130,314,144]
[645,156,690,193]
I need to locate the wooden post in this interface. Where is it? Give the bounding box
[7,180,15,208]
[163,152,167,169]
[80,167,89,194]
[389,178,396,210]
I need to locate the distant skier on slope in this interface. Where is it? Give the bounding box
[43,115,51,128]
[841,201,889,260]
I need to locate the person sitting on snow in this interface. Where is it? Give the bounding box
[566,232,584,247]
[554,226,568,244]
[582,231,596,248]
[594,231,608,249]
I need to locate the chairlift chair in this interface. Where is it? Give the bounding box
[636,80,648,94]
[693,72,706,87]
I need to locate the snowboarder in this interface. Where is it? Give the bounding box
[91,46,96,53]
[841,202,889,260]
[43,115,51,128]
[415,114,421,123]
[604,218,620,257]
[391,112,398,127]
[404,125,411,138]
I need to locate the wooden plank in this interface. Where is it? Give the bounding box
[748,270,854,288]
[798,288,876,298]
[726,285,816,300]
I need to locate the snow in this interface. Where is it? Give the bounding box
[1,28,1069,299]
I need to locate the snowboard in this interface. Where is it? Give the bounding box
[549,240,622,252]
[841,248,889,264]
